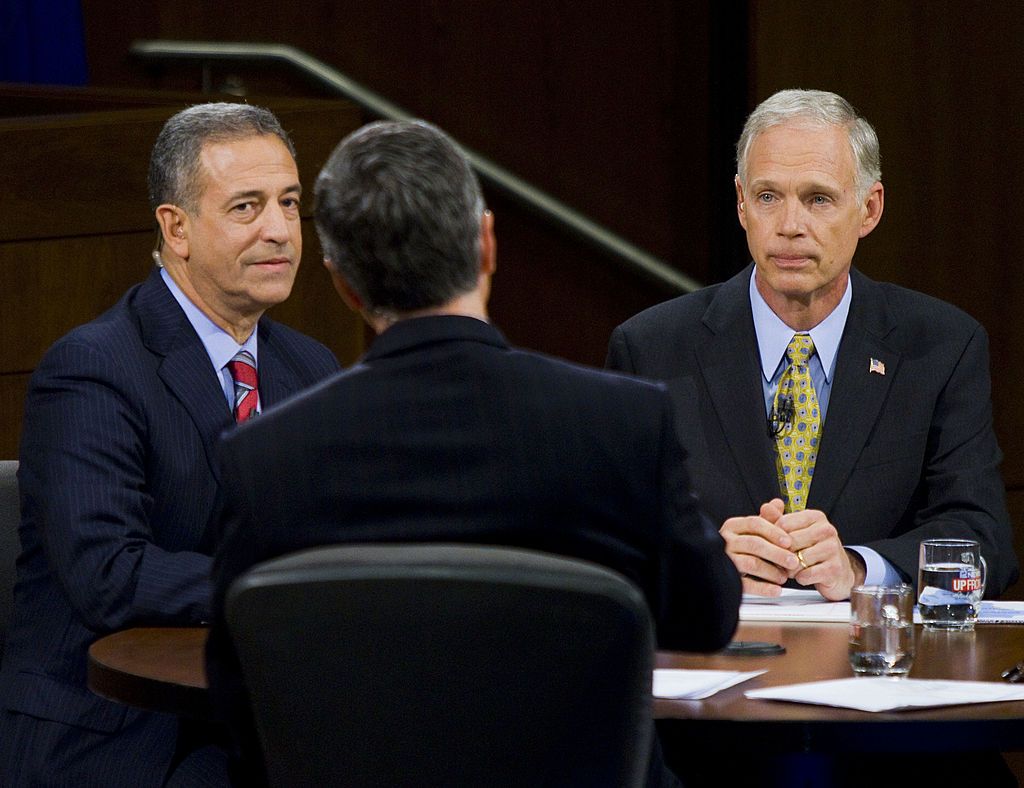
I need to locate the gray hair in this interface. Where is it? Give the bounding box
[147,102,296,213]
[314,120,484,313]
[736,89,881,198]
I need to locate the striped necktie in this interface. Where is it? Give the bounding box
[227,350,258,423]
[773,334,820,512]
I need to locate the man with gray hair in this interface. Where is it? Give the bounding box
[205,119,740,787]
[0,103,338,785]
[608,88,1017,604]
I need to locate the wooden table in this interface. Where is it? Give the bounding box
[88,621,1024,753]
[88,626,211,718]
[656,621,1024,754]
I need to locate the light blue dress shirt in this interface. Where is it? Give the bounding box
[160,267,260,413]
[748,270,900,587]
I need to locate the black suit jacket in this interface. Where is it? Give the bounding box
[0,269,338,786]
[207,314,740,786]
[607,264,1017,595]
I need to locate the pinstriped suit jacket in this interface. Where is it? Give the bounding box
[206,315,740,787]
[0,268,338,786]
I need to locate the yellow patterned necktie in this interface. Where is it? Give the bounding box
[774,334,820,512]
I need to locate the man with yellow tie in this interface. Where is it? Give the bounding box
[607,88,1018,602]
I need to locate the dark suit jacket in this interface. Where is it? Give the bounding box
[607,264,1018,595]
[207,314,741,786]
[0,269,338,787]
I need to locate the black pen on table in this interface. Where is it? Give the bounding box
[1001,661,1024,682]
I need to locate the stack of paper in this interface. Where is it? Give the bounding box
[653,669,766,700]
[740,589,849,622]
[740,590,1024,624]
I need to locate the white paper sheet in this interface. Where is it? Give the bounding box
[745,677,1024,712]
[740,591,1024,624]
[653,669,767,700]
[740,589,850,622]
[977,601,1024,623]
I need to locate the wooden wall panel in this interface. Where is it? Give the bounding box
[76,0,730,367]
[2,109,168,241]
[0,376,30,459]
[0,234,154,372]
[1004,490,1024,600]
[81,1,719,274]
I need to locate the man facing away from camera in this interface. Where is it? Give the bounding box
[206,119,741,787]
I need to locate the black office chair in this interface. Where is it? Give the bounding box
[0,461,20,661]
[226,543,655,788]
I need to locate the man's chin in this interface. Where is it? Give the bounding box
[758,266,818,297]
[248,280,298,313]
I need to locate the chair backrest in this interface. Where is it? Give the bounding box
[227,543,655,788]
[0,460,20,659]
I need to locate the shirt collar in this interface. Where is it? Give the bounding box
[160,267,258,372]
[749,268,851,384]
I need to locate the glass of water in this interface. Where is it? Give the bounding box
[918,538,986,631]
[849,584,915,676]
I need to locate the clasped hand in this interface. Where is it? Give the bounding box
[720,498,861,601]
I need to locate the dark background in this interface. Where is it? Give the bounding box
[3,2,1023,587]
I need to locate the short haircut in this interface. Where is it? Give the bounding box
[314,120,484,313]
[147,102,296,213]
[736,89,881,198]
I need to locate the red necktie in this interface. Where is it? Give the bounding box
[227,350,258,422]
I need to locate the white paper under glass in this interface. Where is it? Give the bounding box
[849,584,915,676]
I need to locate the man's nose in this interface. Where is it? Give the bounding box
[778,199,806,236]
[260,203,292,244]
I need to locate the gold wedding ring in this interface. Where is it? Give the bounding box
[796,549,810,569]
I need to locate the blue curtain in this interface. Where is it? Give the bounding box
[0,0,88,85]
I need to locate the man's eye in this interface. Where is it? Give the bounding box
[757,192,775,204]
[811,195,831,206]
[282,197,301,210]
[232,202,256,213]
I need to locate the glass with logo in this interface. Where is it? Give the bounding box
[918,538,986,631]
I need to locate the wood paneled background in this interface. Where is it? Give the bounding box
[5,2,1022,592]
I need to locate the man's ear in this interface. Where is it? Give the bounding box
[323,258,365,313]
[479,209,496,276]
[155,205,189,258]
[734,175,748,230]
[858,182,885,239]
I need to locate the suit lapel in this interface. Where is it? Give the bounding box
[697,268,780,509]
[807,270,899,513]
[136,270,233,481]
[256,320,304,408]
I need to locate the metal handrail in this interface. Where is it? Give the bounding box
[131,39,699,294]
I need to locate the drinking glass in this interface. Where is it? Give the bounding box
[849,584,915,676]
[918,538,986,631]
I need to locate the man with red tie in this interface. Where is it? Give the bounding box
[0,103,338,786]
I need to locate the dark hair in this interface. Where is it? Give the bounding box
[314,120,484,313]
[148,102,296,213]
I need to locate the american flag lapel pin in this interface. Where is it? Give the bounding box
[868,357,886,375]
